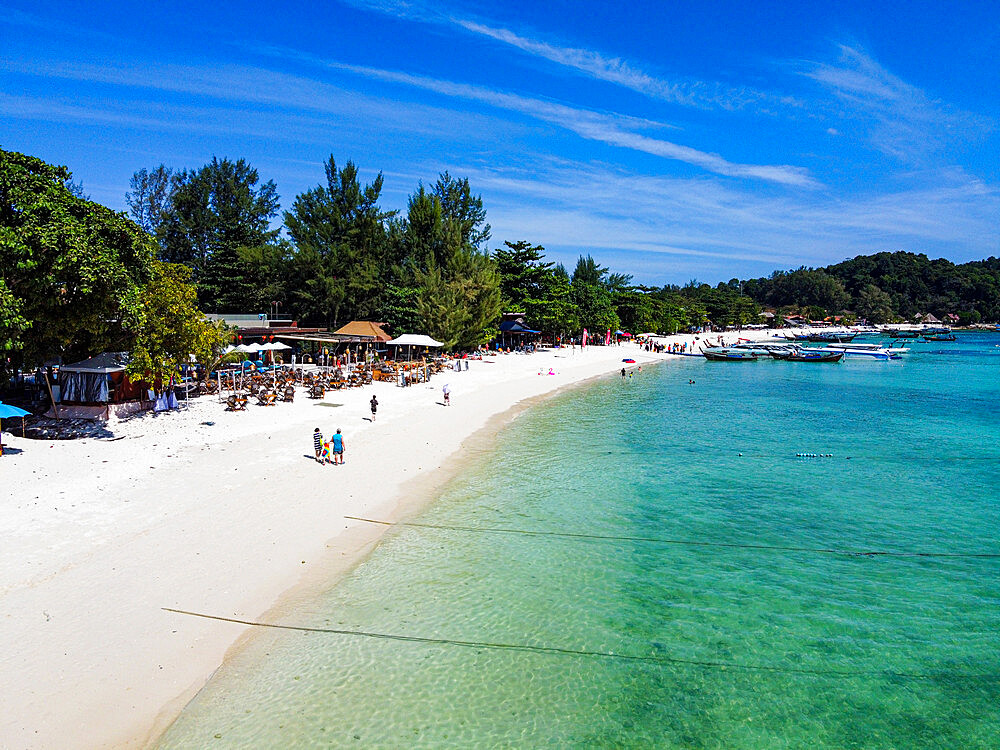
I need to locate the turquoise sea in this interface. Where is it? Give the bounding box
[158,333,1000,748]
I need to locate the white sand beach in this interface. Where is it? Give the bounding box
[0,333,771,749]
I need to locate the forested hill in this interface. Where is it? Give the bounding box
[741,252,1000,324]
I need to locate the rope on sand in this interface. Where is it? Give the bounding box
[344,516,1000,560]
[161,608,998,681]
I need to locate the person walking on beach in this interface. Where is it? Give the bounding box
[442,383,451,406]
[313,428,323,463]
[370,395,378,422]
[331,428,345,464]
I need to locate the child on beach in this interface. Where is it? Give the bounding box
[313,428,323,463]
[370,395,378,421]
[320,440,333,465]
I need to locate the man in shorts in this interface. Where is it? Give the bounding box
[331,428,345,464]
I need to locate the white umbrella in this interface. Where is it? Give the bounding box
[387,334,444,347]
[270,342,292,350]
[243,343,265,352]
[388,334,444,362]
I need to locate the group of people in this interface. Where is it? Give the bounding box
[311,386,454,465]
[313,427,345,465]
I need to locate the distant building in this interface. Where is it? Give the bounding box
[205,314,326,344]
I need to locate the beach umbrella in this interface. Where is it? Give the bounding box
[0,401,31,450]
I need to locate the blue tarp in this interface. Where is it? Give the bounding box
[499,321,541,334]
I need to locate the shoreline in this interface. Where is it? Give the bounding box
[4,335,735,750]
[147,369,610,742]
[153,362,625,738]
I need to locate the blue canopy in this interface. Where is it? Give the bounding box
[499,321,541,334]
[0,402,30,419]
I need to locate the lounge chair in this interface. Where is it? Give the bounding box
[226,394,248,411]
[282,386,295,402]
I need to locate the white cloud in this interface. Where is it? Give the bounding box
[803,44,991,162]
[462,158,999,281]
[340,1,800,113]
[453,19,799,113]
[0,60,514,143]
[328,62,818,186]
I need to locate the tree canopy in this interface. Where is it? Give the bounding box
[10,146,1000,383]
[1,148,153,369]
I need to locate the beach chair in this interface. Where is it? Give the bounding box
[282,385,295,402]
[226,394,248,411]
[257,391,277,406]
[309,384,325,399]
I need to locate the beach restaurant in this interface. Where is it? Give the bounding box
[275,321,392,365]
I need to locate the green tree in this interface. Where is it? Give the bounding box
[433,171,491,250]
[0,148,153,371]
[415,249,501,349]
[157,157,280,311]
[522,272,578,337]
[571,255,609,287]
[573,282,619,334]
[125,261,230,391]
[613,289,657,333]
[401,185,456,270]
[855,283,894,323]
[493,240,554,310]
[283,156,394,327]
[126,165,174,234]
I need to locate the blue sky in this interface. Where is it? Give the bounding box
[2,0,998,284]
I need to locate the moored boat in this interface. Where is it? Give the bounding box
[923,334,956,342]
[806,332,857,343]
[822,343,900,359]
[770,349,844,362]
[703,348,758,361]
[730,341,796,356]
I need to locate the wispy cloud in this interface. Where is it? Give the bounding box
[453,19,799,113]
[803,44,992,162]
[0,59,513,142]
[341,0,800,113]
[467,158,999,280]
[306,60,818,186]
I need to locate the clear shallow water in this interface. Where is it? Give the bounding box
[159,334,1000,748]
